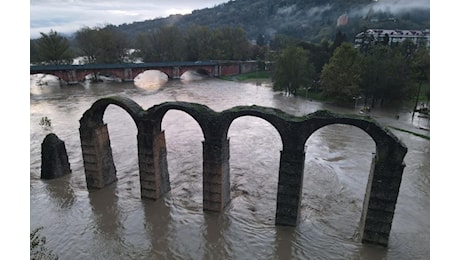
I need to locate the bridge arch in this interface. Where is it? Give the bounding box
[301,110,406,162]
[134,69,170,81]
[227,114,283,218]
[79,96,146,190]
[195,68,211,76]
[303,123,376,241]
[298,110,407,245]
[180,68,212,78]
[80,95,145,128]
[79,98,407,246]
[30,72,67,84]
[146,102,214,138]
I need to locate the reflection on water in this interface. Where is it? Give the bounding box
[44,174,76,209]
[30,73,429,259]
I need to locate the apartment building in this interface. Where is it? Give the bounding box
[354,29,430,48]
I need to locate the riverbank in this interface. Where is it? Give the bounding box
[219,73,430,140]
[219,71,272,82]
[388,126,430,140]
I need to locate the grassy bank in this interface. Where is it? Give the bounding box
[219,71,271,81]
[388,126,430,140]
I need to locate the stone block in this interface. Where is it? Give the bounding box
[41,133,72,179]
[367,198,396,213]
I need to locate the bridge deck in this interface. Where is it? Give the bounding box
[30,61,220,72]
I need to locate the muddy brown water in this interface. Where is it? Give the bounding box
[30,72,429,259]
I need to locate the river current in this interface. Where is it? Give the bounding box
[30,72,429,259]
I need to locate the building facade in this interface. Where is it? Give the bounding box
[354,29,430,49]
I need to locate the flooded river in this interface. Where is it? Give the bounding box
[30,72,429,259]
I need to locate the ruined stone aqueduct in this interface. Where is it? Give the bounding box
[79,95,407,246]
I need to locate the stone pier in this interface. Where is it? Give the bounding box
[275,148,306,226]
[361,152,406,246]
[79,124,117,189]
[202,139,231,211]
[79,98,407,247]
[41,133,72,179]
[137,123,171,199]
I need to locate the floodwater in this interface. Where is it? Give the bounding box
[30,71,429,259]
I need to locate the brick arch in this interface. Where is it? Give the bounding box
[195,68,211,76]
[132,69,171,81]
[180,68,212,77]
[31,72,66,83]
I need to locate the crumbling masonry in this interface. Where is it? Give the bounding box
[79,95,407,246]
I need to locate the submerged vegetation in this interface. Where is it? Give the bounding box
[219,71,271,81]
[30,227,58,260]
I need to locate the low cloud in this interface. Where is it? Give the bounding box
[30,0,228,38]
[349,0,430,17]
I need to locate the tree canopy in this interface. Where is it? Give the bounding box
[34,30,73,65]
[75,25,128,63]
[273,46,314,96]
[320,42,363,104]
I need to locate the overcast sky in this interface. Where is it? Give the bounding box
[30,0,432,39]
[30,0,230,39]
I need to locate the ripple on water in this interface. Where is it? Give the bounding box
[30,78,429,259]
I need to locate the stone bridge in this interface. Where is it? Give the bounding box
[30,60,258,84]
[79,96,407,246]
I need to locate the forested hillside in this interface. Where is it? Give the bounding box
[115,0,429,44]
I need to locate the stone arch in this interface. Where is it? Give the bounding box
[221,106,287,141]
[302,111,405,159]
[299,110,407,245]
[79,96,147,190]
[147,102,228,210]
[80,95,145,128]
[147,102,212,135]
[302,123,376,241]
[79,99,406,246]
[226,113,284,216]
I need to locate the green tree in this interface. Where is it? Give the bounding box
[361,45,414,107]
[297,40,332,80]
[96,25,129,63]
[75,26,99,63]
[35,30,73,65]
[75,25,128,63]
[273,46,314,96]
[331,30,347,50]
[184,25,215,61]
[410,46,430,111]
[30,39,40,64]
[136,25,185,62]
[320,42,363,104]
[213,26,251,60]
[271,34,299,51]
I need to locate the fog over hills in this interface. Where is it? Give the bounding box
[115,0,429,43]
